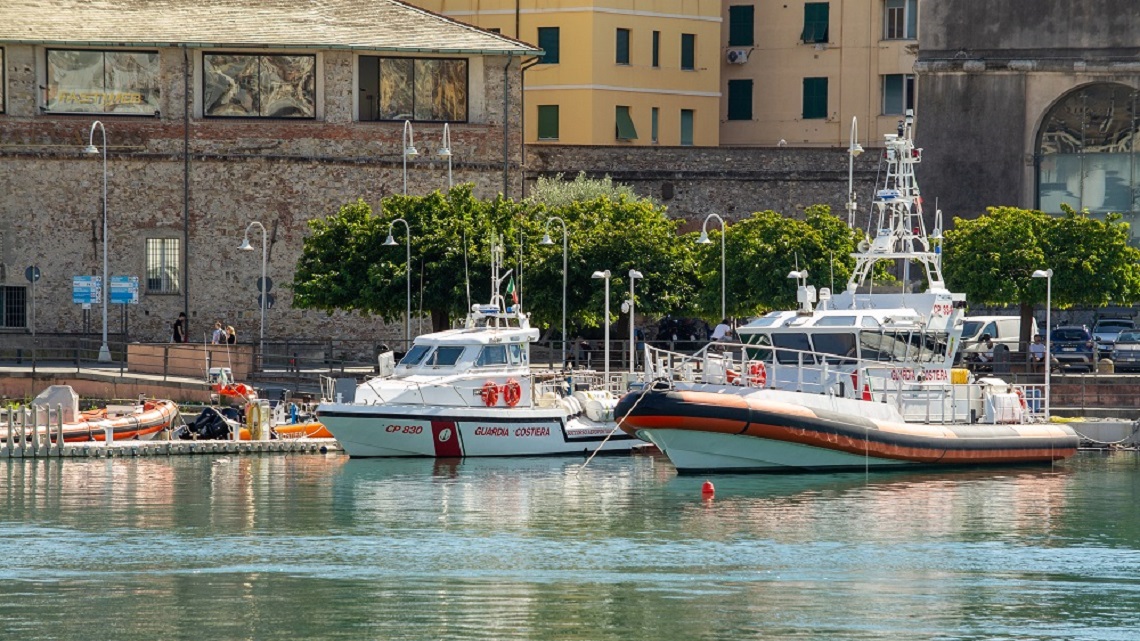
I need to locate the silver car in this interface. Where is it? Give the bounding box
[1111,330,1140,372]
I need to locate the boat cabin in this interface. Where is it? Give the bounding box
[394,305,539,378]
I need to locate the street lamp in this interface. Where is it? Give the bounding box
[438,123,453,189]
[592,270,611,386]
[697,213,726,321]
[385,218,412,349]
[84,121,112,362]
[846,116,864,229]
[238,221,268,361]
[402,120,418,195]
[1032,268,1053,419]
[625,269,643,374]
[540,217,568,365]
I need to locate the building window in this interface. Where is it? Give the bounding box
[729,6,755,47]
[1,286,26,329]
[537,105,559,140]
[1038,83,1140,222]
[538,28,560,64]
[146,238,180,294]
[727,79,753,121]
[802,77,828,119]
[616,29,631,65]
[0,48,5,114]
[680,109,694,146]
[651,107,659,143]
[882,74,915,115]
[681,34,696,70]
[652,31,660,68]
[204,53,315,118]
[884,0,918,40]
[44,49,160,115]
[801,3,830,43]
[487,28,501,34]
[616,106,637,140]
[358,56,467,122]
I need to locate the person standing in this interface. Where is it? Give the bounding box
[172,312,188,343]
[226,325,237,345]
[211,321,226,345]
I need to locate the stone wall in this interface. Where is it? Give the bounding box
[524,144,884,227]
[0,45,526,344]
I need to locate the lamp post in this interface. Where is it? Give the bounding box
[438,123,453,189]
[846,116,865,229]
[385,218,412,349]
[83,121,112,362]
[697,213,726,321]
[592,270,611,386]
[238,221,268,362]
[626,269,643,374]
[1032,268,1053,419]
[402,120,418,195]
[540,217,568,365]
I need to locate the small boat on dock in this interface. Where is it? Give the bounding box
[616,112,1079,473]
[318,244,639,458]
[3,385,179,443]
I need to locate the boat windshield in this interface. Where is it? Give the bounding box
[860,331,947,363]
[426,346,466,367]
[772,333,817,364]
[399,344,431,366]
[813,332,858,364]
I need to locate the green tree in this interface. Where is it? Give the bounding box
[942,205,1140,346]
[526,171,654,208]
[706,207,862,317]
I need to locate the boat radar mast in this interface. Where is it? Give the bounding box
[845,109,946,297]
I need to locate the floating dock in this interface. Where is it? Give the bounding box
[2,437,340,459]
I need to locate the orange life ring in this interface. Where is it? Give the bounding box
[480,380,500,406]
[726,369,740,385]
[503,379,522,407]
[1015,387,1028,410]
[747,361,767,387]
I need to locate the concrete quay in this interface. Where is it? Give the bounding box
[1,437,341,459]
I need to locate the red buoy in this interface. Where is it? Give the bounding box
[701,480,715,498]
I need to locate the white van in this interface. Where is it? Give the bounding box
[959,315,1039,355]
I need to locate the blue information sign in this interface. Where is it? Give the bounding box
[72,276,101,305]
[110,275,140,304]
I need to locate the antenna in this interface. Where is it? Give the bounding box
[463,227,471,312]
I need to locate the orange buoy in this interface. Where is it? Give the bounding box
[701,480,715,498]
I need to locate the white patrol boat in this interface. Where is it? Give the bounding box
[317,246,640,458]
[617,112,1079,473]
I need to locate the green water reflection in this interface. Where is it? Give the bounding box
[1,452,1138,640]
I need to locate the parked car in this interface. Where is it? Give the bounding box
[1050,325,1095,370]
[959,315,1038,357]
[1111,330,1140,372]
[1092,317,1136,357]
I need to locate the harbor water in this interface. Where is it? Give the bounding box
[2,451,1139,640]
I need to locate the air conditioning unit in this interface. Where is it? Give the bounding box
[726,49,749,64]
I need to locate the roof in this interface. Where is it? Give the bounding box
[0,0,541,55]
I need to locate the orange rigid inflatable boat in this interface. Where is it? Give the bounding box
[3,386,178,444]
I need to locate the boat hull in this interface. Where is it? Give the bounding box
[616,388,1080,473]
[3,400,179,444]
[318,405,639,458]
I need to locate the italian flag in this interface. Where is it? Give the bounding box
[506,277,518,304]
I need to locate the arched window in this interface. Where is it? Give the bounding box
[1037,83,1139,231]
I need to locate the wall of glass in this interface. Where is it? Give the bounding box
[45,49,160,114]
[1037,83,1139,244]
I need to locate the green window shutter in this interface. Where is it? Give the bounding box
[883,74,903,115]
[680,109,694,146]
[652,31,660,67]
[537,105,559,139]
[616,106,638,140]
[727,79,753,121]
[651,107,659,143]
[729,6,755,47]
[537,27,560,64]
[801,3,829,43]
[681,34,695,70]
[802,77,827,119]
[616,29,630,64]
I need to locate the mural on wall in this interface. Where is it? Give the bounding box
[1038,83,1140,230]
[45,49,161,114]
[203,53,316,118]
[376,57,467,122]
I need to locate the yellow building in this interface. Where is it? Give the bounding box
[415,0,722,146]
[721,0,918,147]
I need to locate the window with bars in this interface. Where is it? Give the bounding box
[146,238,180,294]
[1,286,27,329]
[884,0,918,40]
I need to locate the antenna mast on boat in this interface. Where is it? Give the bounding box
[845,109,946,297]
